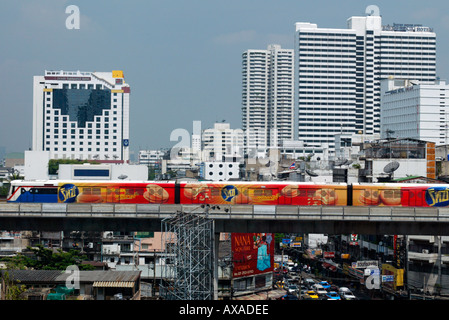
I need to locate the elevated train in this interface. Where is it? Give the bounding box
[6,179,449,208]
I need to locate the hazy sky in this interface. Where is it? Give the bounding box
[1,0,449,159]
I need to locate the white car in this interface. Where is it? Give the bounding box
[303,278,315,287]
[287,284,299,295]
[339,287,357,300]
[311,284,328,296]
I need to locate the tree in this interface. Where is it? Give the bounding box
[4,245,95,271]
[0,271,27,300]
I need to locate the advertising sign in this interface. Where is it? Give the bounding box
[232,233,274,278]
[352,260,379,269]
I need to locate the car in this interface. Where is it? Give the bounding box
[279,294,299,300]
[311,284,328,296]
[299,290,312,300]
[325,291,341,300]
[287,285,299,294]
[330,284,339,292]
[319,281,331,290]
[306,290,319,300]
[303,278,315,288]
[339,287,357,300]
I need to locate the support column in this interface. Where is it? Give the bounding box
[213,221,219,300]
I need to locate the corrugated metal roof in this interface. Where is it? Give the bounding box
[93,281,135,288]
[1,270,64,283]
[1,270,141,285]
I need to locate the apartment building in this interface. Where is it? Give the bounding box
[242,45,294,151]
[295,9,436,153]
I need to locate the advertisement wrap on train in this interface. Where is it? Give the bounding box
[6,180,449,208]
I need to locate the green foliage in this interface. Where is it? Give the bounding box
[4,245,95,271]
[48,159,100,175]
[0,183,9,196]
[1,271,27,300]
[148,166,156,180]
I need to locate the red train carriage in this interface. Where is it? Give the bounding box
[352,183,449,207]
[178,181,348,206]
[8,180,449,208]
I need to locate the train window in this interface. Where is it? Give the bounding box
[37,188,57,194]
[298,189,307,197]
[135,188,144,196]
[382,190,400,198]
[83,188,92,195]
[210,188,221,197]
[253,189,273,197]
[307,190,315,198]
[92,188,101,195]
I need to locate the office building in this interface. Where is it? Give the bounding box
[202,122,244,161]
[242,45,294,151]
[381,78,449,146]
[32,70,131,162]
[295,9,436,153]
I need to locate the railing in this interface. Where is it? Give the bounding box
[0,203,448,223]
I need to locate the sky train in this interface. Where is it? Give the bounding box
[6,179,449,208]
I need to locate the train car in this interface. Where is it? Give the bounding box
[7,180,348,206]
[7,180,177,204]
[175,180,348,206]
[352,183,449,207]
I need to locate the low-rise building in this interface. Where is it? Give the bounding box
[0,270,141,300]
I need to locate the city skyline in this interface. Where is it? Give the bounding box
[2,0,449,158]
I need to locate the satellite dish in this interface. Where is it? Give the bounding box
[334,159,347,166]
[305,169,319,177]
[384,161,400,174]
[118,174,128,180]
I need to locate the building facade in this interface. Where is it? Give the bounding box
[242,45,294,151]
[381,78,449,146]
[295,9,436,153]
[32,70,131,162]
[202,122,244,162]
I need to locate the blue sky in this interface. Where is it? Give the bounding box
[1,0,449,159]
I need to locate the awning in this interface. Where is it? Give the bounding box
[322,262,337,272]
[93,281,135,288]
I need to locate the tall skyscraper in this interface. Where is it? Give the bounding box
[32,70,131,162]
[295,9,436,153]
[242,45,294,151]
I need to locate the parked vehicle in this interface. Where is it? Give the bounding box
[325,291,341,300]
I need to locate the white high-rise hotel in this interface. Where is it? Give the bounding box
[242,44,294,150]
[32,70,131,162]
[295,9,436,152]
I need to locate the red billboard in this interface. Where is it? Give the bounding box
[231,233,274,278]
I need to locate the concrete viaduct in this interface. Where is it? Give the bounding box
[1,203,449,235]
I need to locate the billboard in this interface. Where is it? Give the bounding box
[232,233,274,278]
